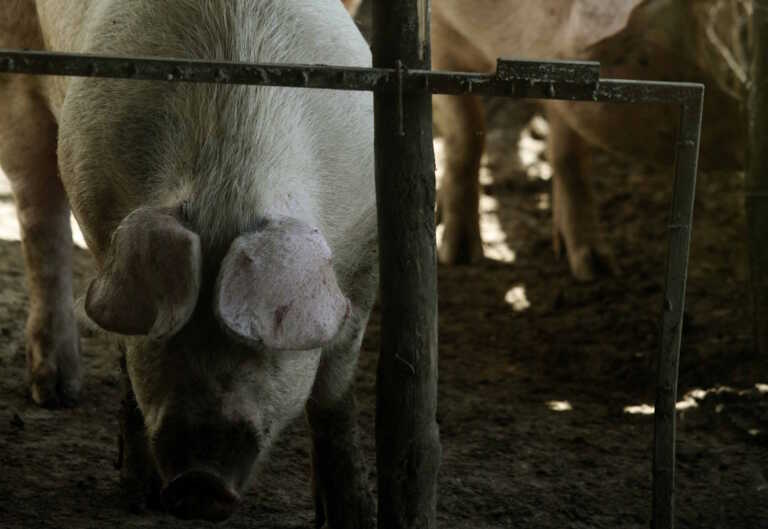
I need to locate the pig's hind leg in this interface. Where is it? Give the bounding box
[431,17,491,266]
[547,109,619,282]
[434,94,486,265]
[0,83,82,407]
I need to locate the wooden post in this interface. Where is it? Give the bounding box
[372,1,441,528]
[747,1,768,355]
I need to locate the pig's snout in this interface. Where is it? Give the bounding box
[162,469,241,522]
[152,414,261,521]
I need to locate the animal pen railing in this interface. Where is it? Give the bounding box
[0,1,705,528]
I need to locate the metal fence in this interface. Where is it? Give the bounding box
[0,0,704,527]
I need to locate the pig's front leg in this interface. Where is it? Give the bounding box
[116,351,163,513]
[306,329,374,529]
[435,94,486,265]
[0,84,82,407]
[307,392,373,529]
[547,107,618,282]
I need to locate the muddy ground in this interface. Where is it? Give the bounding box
[2,11,768,529]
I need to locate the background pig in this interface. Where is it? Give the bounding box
[345,0,748,281]
[432,0,743,280]
[342,0,362,15]
[1,0,377,525]
[431,0,747,280]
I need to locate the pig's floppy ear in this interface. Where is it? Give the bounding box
[214,217,350,351]
[85,207,202,338]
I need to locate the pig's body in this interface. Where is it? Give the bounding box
[421,0,747,279]
[1,0,376,524]
[33,0,375,271]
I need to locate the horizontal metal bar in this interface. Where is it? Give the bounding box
[594,79,704,105]
[0,49,703,104]
[496,58,600,84]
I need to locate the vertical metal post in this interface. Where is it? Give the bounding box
[372,1,441,528]
[747,1,768,355]
[652,93,704,529]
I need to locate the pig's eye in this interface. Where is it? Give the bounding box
[179,200,193,223]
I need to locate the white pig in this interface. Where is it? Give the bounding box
[345,0,747,281]
[1,0,377,525]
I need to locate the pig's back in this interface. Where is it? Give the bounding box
[36,1,373,263]
[432,0,644,69]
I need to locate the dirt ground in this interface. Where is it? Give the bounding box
[2,11,768,529]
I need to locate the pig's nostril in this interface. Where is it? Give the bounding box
[162,470,241,522]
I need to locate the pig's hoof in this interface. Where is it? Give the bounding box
[28,344,82,408]
[438,225,484,265]
[122,475,164,515]
[318,512,375,529]
[567,244,619,282]
[29,365,81,408]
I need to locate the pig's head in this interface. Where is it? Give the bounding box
[84,207,350,521]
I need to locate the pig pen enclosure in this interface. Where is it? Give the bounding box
[2,1,768,528]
